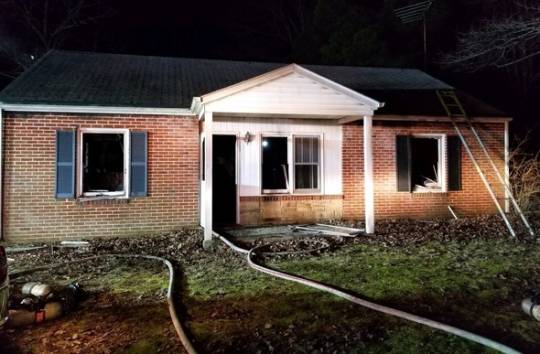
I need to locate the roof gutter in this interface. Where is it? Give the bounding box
[374,114,511,123]
[0,103,195,116]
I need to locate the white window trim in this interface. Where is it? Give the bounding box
[411,133,447,193]
[78,128,131,198]
[260,133,324,195]
[260,134,290,194]
[292,134,323,194]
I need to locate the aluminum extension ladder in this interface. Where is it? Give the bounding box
[436,89,535,237]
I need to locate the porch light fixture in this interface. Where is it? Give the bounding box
[243,131,254,144]
[262,139,269,148]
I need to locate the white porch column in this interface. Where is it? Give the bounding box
[203,110,213,246]
[504,120,510,213]
[363,115,375,234]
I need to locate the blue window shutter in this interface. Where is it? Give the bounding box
[447,136,462,191]
[130,131,148,197]
[396,135,412,192]
[55,130,76,199]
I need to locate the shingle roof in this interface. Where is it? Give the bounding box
[0,50,505,117]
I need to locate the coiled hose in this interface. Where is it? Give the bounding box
[9,254,197,354]
[214,231,521,354]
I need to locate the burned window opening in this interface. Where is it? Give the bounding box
[83,133,125,195]
[262,137,289,193]
[411,137,441,191]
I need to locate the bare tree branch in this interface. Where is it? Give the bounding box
[233,0,312,48]
[0,0,112,78]
[440,7,540,72]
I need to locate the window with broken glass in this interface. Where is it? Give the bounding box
[82,132,127,197]
[411,136,443,192]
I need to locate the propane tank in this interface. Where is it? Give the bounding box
[21,282,52,298]
[522,296,540,321]
[7,302,63,327]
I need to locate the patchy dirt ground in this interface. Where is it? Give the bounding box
[1,216,540,353]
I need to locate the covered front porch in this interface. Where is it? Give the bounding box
[194,64,383,246]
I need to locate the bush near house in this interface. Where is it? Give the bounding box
[510,136,540,213]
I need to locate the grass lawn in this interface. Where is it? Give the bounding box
[2,220,540,353]
[184,238,540,353]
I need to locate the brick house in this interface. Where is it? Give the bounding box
[0,50,510,244]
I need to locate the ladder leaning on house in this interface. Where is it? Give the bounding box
[436,89,535,238]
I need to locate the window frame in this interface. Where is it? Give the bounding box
[410,133,447,193]
[260,134,290,194]
[259,133,323,195]
[292,135,322,194]
[78,128,131,198]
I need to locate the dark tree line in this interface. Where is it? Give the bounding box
[0,0,539,146]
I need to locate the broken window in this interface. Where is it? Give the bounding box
[294,136,320,192]
[410,137,442,192]
[262,137,289,193]
[82,132,126,196]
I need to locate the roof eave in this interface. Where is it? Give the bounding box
[374,114,512,122]
[0,103,195,116]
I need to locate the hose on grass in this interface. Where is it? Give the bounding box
[9,254,197,354]
[214,232,521,354]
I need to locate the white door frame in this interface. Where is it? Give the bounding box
[213,133,240,225]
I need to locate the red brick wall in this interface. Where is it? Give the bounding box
[343,121,506,220]
[3,113,200,242]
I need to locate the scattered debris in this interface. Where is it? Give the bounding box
[8,282,85,328]
[292,223,363,237]
[21,282,52,298]
[522,294,540,321]
[1,217,538,353]
[60,241,90,249]
[448,205,459,220]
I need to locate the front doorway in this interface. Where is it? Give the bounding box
[213,135,237,226]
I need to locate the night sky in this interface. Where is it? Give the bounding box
[0,0,539,149]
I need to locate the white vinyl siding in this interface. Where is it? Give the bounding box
[206,72,371,117]
[212,117,342,196]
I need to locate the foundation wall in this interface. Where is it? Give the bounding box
[239,195,343,225]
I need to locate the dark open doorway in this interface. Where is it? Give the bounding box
[213,135,237,226]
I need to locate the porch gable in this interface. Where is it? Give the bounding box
[199,64,382,119]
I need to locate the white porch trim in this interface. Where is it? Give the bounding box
[203,110,214,244]
[197,65,381,241]
[363,115,375,234]
[198,64,383,110]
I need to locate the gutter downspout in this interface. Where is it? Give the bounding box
[0,107,3,241]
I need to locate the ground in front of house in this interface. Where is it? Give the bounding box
[1,217,540,354]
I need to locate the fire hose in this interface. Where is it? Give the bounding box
[214,231,522,354]
[9,254,197,354]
